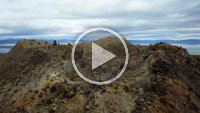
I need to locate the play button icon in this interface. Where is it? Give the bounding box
[71,27,129,85]
[92,43,116,70]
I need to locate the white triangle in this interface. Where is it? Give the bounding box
[92,42,116,70]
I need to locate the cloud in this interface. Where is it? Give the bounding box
[0,0,199,40]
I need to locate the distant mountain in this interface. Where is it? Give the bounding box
[1,38,200,45]
[130,39,200,45]
[0,38,20,44]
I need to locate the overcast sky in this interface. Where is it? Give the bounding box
[0,0,200,40]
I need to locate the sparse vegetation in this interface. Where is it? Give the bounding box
[0,38,199,113]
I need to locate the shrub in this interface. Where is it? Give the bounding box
[38,92,43,98]
[68,43,72,46]
[53,40,57,46]
[34,90,39,94]
[61,55,67,60]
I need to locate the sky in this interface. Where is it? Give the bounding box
[0,0,200,54]
[0,0,199,40]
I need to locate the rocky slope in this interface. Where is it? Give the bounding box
[0,53,5,59]
[0,38,200,113]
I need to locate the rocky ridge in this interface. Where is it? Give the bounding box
[0,38,199,113]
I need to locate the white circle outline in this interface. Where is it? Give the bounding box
[71,27,129,85]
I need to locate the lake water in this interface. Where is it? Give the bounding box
[171,44,200,55]
[0,42,199,55]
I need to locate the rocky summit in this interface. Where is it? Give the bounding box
[0,38,200,113]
